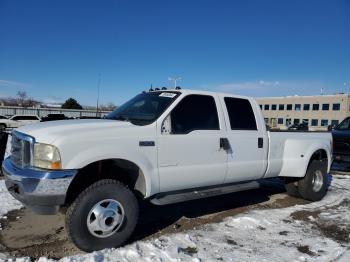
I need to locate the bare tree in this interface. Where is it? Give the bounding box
[16,91,28,106]
[25,97,40,107]
[13,91,40,107]
[1,97,18,106]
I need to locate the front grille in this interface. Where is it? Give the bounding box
[10,132,31,167]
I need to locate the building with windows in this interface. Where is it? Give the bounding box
[256,94,350,130]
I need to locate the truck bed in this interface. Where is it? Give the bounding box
[264,131,332,178]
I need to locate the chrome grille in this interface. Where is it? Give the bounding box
[10,132,32,167]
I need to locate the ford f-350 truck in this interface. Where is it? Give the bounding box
[2,89,332,251]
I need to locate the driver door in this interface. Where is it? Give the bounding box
[157,94,228,192]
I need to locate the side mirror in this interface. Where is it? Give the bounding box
[327,125,333,131]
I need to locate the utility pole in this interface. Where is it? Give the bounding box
[96,73,101,117]
[168,76,182,89]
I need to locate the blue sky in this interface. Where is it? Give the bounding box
[0,0,349,106]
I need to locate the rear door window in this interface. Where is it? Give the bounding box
[224,97,257,130]
[336,118,350,130]
[25,116,39,120]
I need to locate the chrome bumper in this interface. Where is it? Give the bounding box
[2,157,77,214]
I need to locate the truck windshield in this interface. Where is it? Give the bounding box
[106,91,180,126]
[335,117,350,130]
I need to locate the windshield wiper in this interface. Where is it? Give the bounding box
[108,115,153,125]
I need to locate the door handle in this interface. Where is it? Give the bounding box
[258,137,263,148]
[220,138,231,151]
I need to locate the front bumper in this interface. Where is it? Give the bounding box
[2,157,77,214]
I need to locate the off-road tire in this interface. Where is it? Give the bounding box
[298,160,328,201]
[65,179,139,252]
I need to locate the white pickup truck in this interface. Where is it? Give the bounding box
[2,89,332,252]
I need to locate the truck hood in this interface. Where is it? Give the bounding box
[16,119,134,144]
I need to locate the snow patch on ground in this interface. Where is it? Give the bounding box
[1,176,350,261]
[0,180,22,227]
[0,179,23,261]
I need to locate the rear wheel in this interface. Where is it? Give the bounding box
[65,179,139,252]
[298,160,328,201]
[284,160,328,201]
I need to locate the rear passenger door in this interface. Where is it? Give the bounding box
[157,94,228,192]
[220,96,268,183]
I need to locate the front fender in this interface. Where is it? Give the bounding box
[62,145,158,197]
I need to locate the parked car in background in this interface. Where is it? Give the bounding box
[0,115,9,130]
[0,114,40,129]
[288,122,309,131]
[331,117,350,171]
[41,113,68,122]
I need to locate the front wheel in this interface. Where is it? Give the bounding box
[65,179,139,252]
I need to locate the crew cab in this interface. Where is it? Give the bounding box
[2,89,332,252]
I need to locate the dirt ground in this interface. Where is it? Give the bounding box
[0,174,345,260]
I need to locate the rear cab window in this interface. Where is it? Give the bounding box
[224,97,257,130]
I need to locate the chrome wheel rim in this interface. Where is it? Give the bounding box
[312,170,323,192]
[87,199,125,238]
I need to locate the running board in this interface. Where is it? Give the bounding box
[150,181,260,205]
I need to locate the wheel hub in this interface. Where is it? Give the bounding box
[87,199,125,238]
[312,170,323,192]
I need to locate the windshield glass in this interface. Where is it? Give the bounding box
[335,117,350,130]
[106,91,180,125]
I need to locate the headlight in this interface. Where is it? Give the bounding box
[33,143,62,169]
